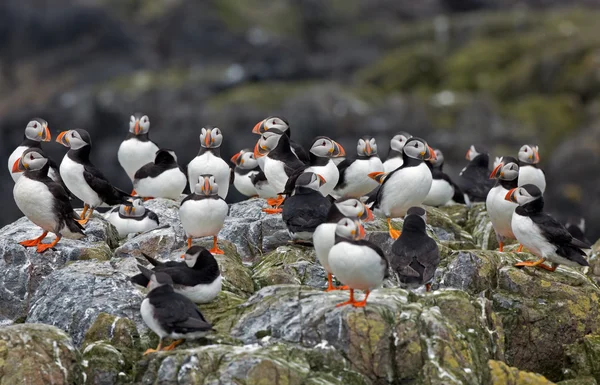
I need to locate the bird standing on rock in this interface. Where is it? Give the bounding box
[56,129,130,225]
[252,116,310,164]
[423,149,467,207]
[133,149,186,200]
[506,184,590,272]
[9,118,54,182]
[139,268,213,355]
[12,148,84,252]
[187,127,231,199]
[104,198,159,237]
[517,144,546,193]
[230,149,261,198]
[333,136,384,200]
[457,145,495,203]
[179,175,228,255]
[383,132,413,173]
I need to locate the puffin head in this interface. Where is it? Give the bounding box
[465,145,487,161]
[405,206,427,223]
[505,184,542,205]
[253,129,284,158]
[129,113,150,135]
[180,245,211,266]
[230,149,258,169]
[154,149,178,164]
[252,116,289,135]
[295,172,325,192]
[12,148,49,173]
[120,198,146,217]
[200,127,223,149]
[357,136,378,157]
[308,136,345,158]
[196,174,219,196]
[334,198,374,222]
[489,156,519,180]
[389,132,412,153]
[138,265,173,290]
[518,144,540,165]
[56,129,91,150]
[335,218,366,240]
[403,137,436,161]
[24,118,51,142]
[429,149,444,167]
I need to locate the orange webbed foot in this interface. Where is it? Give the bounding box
[352,300,367,308]
[142,197,154,201]
[162,339,184,351]
[536,263,558,272]
[20,239,42,247]
[209,247,225,255]
[336,299,357,307]
[143,348,159,356]
[262,208,282,214]
[36,243,55,253]
[389,229,401,240]
[517,244,524,252]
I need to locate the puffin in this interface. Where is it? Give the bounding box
[130,246,222,304]
[506,184,590,272]
[254,129,306,213]
[313,198,374,291]
[565,217,591,246]
[486,156,520,252]
[383,132,413,173]
[517,144,546,193]
[12,148,84,253]
[391,207,440,291]
[56,129,130,225]
[139,268,213,355]
[252,116,310,164]
[251,171,279,200]
[187,127,231,199]
[423,148,468,207]
[9,118,52,182]
[367,137,435,239]
[133,149,186,200]
[333,136,384,199]
[456,145,495,202]
[117,113,160,189]
[104,198,160,237]
[282,172,331,243]
[230,149,261,198]
[179,174,229,255]
[328,218,388,307]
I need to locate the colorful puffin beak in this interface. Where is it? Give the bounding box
[124,206,134,215]
[56,131,69,147]
[317,174,326,186]
[356,222,366,239]
[40,125,51,142]
[368,171,387,184]
[133,120,140,135]
[422,145,436,160]
[204,130,212,147]
[252,120,264,135]
[202,178,212,195]
[230,152,242,165]
[364,142,372,156]
[505,188,518,203]
[465,148,471,160]
[253,141,268,158]
[490,164,503,179]
[361,206,375,222]
[12,158,25,173]
[331,141,346,157]
[533,149,540,163]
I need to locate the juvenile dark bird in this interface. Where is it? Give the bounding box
[390,207,440,291]
[133,149,186,200]
[104,198,159,237]
[565,217,591,246]
[457,145,495,202]
[117,113,159,189]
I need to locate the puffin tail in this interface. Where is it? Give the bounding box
[63,216,85,240]
[130,274,150,287]
[141,252,163,267]
[106,187,132,205]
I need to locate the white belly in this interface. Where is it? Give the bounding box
[140,298,167,338]
[383,157,403,173]
[187,153,231,199]
[118,139,159,182]
[307,161,339,197]
[262,157,289,194]
[233,171,259,197]
[335,158,384,199]
[485,185,517,241]
[176,275,222,303]
[518,166,546,193]
[511,214,557,260]
[8,146,29,182]
[378,163,432,218]
[423,178,454,207]
[328,242,386,291]
[313,223,336,273]
[60,155,104,207]
[179,198,229,238]
[134,168,187,200]
[14,177,60,232]
[104,211,159,237]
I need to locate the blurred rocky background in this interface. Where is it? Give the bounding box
[1,0,599,239]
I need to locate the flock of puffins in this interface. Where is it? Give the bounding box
[8,115,591,354]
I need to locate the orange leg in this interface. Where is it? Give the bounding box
[498,242,504,252]
[144,339,162,355]
[162,339,184,351]
[79,204,89,220]
[131,189,137,196]
[425,283,432,292]
[336,289,357,307]
[517,244,524,252]
[352,290,371,308]
[263,195,284,214]
[514,258,545,268]
[387,218,401,240]
[36,235,61,253]
[19,231,48,247]
[536,263,558,272]
[209,236,224,255]
[187,237,193,248]
[77,207,94,225]
[143,197,154,201]
[325,274,348,292]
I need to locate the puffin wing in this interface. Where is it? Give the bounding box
[532,213,590,249]
[161,266,216,286]
[46,179,85,232]
[334,157,354,188]
[290,141,310,164]
[153,293,212,333]
[83,165,130,205]
[282,193,331,230]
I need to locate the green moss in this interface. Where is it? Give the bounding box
[488,360,554,384]
[78,243,113,261]
[198,291,246,334]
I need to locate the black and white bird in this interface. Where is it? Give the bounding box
[282,172,331,243]
[565,217,591,246]
[133,149,186,200]
[391,207,440,291]
[56,129,130,225]
[252,116,310,164]
[130,246,222,304]
[187,127,231,199]
[423,149,468,207]
[104,198,159,237]
[333,136,384,199]
[139,269,213,355]
[117,113,160,188]
[506,184,590,272]
[179,175,229,255]
[12,148,84,253]
[457,145,495,202]
[517,144,546,193]
[383,132,413,173]
[328,218,388,307]
[313,199,374,291]
[230,149,261,198]
[486,156,520,252]
[9,118,53,182]
[367,137,435,239]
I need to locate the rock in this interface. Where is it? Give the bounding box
[564,334,600,383]
[558,378,599,385]
[465,203,499,250]
[27,261,145,346]
[197,291,247,334]
[231,285,504,383]
[488,360,555,385]
[82,342,129,385]
[0,323,83,384]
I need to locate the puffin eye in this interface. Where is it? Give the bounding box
[30,154,34,160]
[414,143,418,148]
[33,123,37,128]
[524,148,528,152]
[353,203,357,208]
[322,142,326,146]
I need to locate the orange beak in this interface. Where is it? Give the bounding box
[465,148,471,160]
[317,174,326,185]
[254,141,268,158]
[505,188,517,202]
[252,120,264,135]
[490,164,503,179]
[12,158,24,173]
[204,130,212,147]
[534,149,540,163]
[358,223,366,239]
[42,125,51,142]
[134,121,141,135]
[362,206,375,222]
[203,178,211,195]
[230,152,241,165]
[56,131,69,146]
[428,146,436,160]
[332,141,345,157]
[364,142,372,156]
[180,254,185,259]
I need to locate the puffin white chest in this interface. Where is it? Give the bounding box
[423,178,454,207]
[379,162,432,217]
[485,185,517,239]
[118,139,159,181]
[262,157,289,194]
[13,177,58,231]
[511,214,557,260]
[328,242,385,291]
[176,275,223,303]
[233,171,259,197]
[336,157,383,198]
[60,155,103,207]
[307,161,339,196]
[134,168,187,200]
[179,197,229,238]
[8,146,29,182]
[383,157,404,173]
[187,152,230,199]
[313,223,337,272]
[518,166,546,193]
